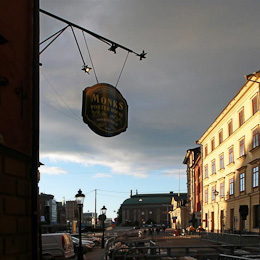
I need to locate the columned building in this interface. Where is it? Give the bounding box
[197,71,260,233]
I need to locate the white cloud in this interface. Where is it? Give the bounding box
[40,166,68,175]
[160,169,186,177]
[92,173,112,178]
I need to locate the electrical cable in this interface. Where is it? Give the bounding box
[41,69,80,120]
[82,31,99,83]
[115,51,129,88]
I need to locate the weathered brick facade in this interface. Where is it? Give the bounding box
[0,0,39,258]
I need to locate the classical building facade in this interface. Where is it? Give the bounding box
[120,192,187,227]
[197,71,260,233]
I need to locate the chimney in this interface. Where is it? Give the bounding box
[130,190,132,197]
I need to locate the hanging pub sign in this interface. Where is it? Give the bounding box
[82,83,128,137]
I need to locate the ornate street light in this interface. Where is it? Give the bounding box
[101,205,107,249]
[75,189,85,260]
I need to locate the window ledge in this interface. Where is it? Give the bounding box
[237,155,246,161]
[250,146,260,153]
[218,168,225,173]
[227,162,235,167]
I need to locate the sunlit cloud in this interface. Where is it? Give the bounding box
[40,166,68,175]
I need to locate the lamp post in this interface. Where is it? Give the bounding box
[101,205,107,249]
[75,189,85,260]
[213,190,219,233]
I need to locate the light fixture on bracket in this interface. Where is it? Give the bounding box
[137,50,147,61]
[108,43,118,54]
[82,65,92,74]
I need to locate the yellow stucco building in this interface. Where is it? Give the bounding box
[197,71,260,233]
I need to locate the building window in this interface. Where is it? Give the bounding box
[253,205,259,228]
[220,182,224,198]
[211,137,215,151]
[219,130,223,145]
[212,186,216,201]
[205,164,208,178]
[205,189,208,203]
[220,154,224,170]
[229,147,234,164]
[239,108,244,127]
[239,138,245,157]
[205,213,208,228]
[212,160,216,174]
[252,95,258,115]
[228,120,233,136]
[253,166,259,188]
[205,145,208,157]
[229,178,234,196]
[253,128,259,149]
[240,172,245,192]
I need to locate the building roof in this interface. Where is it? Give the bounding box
[121,193,187,206]
[183,147,200,164]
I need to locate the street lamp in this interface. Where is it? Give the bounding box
[101,205,107,249]
[213,190,219,233]
[75,189,85,260]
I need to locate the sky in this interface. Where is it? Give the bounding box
[39,0,260,220]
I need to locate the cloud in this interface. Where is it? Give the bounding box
[160,169,186,178]
[92,173,112,178]
[39,0,260,190]
[40,166,68,175]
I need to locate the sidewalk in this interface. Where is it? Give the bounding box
[83,246,105,260]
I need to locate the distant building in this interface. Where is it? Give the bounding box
[39,193,57,224]
[169,195,189,229]
[57,202,66,225]
[183,147,202,228]
[83,212,97,226]
[120,191,187,227]
[66,200,78,222]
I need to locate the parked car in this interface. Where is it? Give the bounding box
[71,236,92,254]
[41,233,75,259]
[71,233,99,246]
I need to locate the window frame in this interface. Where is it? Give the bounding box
[211,185,216,201]
[239,107,245,127]
[252,95,258,115]
[205,189,208,204]
[228,120,233,136]
[253,128,259,149]
[229,178,234,196]
[253,166,259,188]
[219,129,223,145]
[229,146,234,164]
[205,145,208,157]
[239,172,245,192]
[239,137,245,157]
[212,159,216,174]
[220,182,224,198]
[219,153,224,170]
[205,164,208,178]
[211,137,215,151]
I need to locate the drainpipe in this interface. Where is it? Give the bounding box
[32,0,40,259]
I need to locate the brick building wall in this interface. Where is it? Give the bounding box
[0,0,39,259]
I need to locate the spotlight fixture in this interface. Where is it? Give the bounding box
[82,65,92,74]
[108,43,118,54]
[137,50,147,61]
